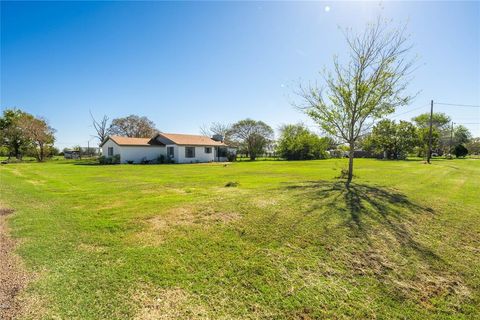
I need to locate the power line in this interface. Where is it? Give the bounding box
[389,104,429,118]
[434,102,480,108]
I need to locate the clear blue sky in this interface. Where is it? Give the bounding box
[1,1,479,148]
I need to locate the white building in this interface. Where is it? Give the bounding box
[99,133,233,164]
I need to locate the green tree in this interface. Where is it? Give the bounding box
[412,112,452,155]
[453,125,472,145]
[297,19,415,186]
[108,115,157,138]
[277,124,329,160]
[0,108,31,159]
[417,126,440,157]
[368,119,418,159]
[465,137,480,155]
[18,114,56,162]
[230,119,274,160]
[412,112,451,130]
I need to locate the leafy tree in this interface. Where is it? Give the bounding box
[465,137,480,155]
[0,108,31,159]
[412,112,451,130]
[230,119,274,160]
[368,120,418,159]
[297,19,415,186]
[452,144,468,158]
[412,112,451,155]
[453,125,472,145]
[277,124,329,160]
[417,126,440,157]
[18,114,56,162]
[108,115,157,138]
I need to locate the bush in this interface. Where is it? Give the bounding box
[126,160,134,164]
[98,155,120,165]
[112,154,121,164]
[157,154,165,164]
[453,144,468,158]
[226,152,236,162]
[277,124,330,160]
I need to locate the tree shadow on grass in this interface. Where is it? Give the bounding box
[282,180,470,306]
[285,180,437,259]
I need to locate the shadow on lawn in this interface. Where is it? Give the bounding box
[285,180,438,261]
[280,181,471,305]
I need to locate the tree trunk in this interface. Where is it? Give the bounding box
[39,143,44,162]
[14,143,20,159]
[346,141,354,187]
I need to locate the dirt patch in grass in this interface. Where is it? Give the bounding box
[133,284,210,319]
[0,208,29,320]
[0,208,15,216]
[132,206,240,245]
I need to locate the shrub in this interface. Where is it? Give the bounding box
[127,160,134,164]
[157,154,165,164]
[453,144,468,158]
[277,124,330,160]
[112,154,121,164]
[226,152,237,162]
[98,155,119,165]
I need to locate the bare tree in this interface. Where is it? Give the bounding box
[297,18,416,186]
[90,111,110,144]
[200,122,232,141]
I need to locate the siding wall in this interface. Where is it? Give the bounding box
[101,140,165,163]
[101,139,230,164]
[176,145,215,163]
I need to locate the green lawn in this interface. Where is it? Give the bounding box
[1,159,479,319]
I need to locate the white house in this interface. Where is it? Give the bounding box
[99,133,233,164]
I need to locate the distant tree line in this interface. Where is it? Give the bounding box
[0,108,56,161]
[360,112,475,159]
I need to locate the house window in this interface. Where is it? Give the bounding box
[108,147,114,156]
[205,147,212,154]
[185,147,195,158]
[167,146,174,158]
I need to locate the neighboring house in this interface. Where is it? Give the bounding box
[64,150,80,159]
[99,133,233,164]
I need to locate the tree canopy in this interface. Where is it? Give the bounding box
[229,119,274,160]
[298,18,415,185]
[277,124,330,160]
[365,119,418,159]
[108,115,158,138]
[0,108,56,161]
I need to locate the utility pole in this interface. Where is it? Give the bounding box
[450,122,454,154]
[427,100,434,164]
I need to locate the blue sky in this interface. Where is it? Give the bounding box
[1,1,479,148]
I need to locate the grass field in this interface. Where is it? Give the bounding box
[1,158,479,319]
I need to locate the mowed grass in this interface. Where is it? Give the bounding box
[0,159,479,319]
